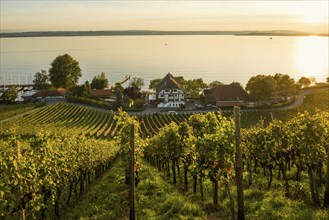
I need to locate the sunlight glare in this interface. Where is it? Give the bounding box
[294,37,328,82]
[295,3,328,24]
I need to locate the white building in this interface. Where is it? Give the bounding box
[156,73,185,108]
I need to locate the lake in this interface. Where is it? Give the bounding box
[0,35,328,89]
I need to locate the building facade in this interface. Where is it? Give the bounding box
[156,73,185,108]
[203,84,249,107]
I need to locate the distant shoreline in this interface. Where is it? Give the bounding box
[1,30,328,38]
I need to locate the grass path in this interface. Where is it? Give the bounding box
[65,160,129,220]
[65,160,207,219]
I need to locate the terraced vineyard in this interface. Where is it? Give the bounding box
[1,103,118,138]
[1,88,328,138]
[0,103,198,138]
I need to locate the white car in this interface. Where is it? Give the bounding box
[168,111,178,115]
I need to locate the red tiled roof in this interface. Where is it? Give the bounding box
[204,85,249,103]
[91,89,112,97]
[32,88,68,98]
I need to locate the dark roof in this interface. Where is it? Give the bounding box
[156,73,183,94]
[91,89,112,97]
[204,85,249,103]
[32,88,68,98]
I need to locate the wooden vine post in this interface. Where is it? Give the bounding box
[130,124,135,220]
[234,106,245,220]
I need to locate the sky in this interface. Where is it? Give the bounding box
[0,1,328,34]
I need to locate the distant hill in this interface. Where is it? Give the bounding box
[1,30,328,38]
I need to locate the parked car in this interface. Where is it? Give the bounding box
[195,104,204,109]
[168,111,178,115]
[205,104,216,109]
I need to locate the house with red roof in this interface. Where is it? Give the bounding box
[32,88,68,102]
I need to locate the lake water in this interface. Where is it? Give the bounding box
[0,35,328,89]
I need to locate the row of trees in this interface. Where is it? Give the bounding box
[30,53,326,104]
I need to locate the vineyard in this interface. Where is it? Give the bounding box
[1,88,329,219]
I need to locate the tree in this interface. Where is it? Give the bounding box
[149,78,161,90]
[185,78,207,98]
[230,81,243,88]
[91,72,109,90]
[327,77,329,83]
[273,73,300,96]
[208,80,224,88]
[114,86,123,108]
[1,88,18,103]
[124,86,141,100]
[174,76,187,87]
[33,70,51,90]
[71,81,92,97]
[48,54,82,89]
[298,77,311,88]
[129,77,144,89]
[246,75,277,101]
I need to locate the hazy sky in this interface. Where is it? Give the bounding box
[1,1,328,33]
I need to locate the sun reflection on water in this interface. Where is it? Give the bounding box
[294,37,328,82]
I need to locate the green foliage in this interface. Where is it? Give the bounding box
[124,86,142,100]
[134,98,145,109]
[114,86,123,108]
[149,78,161,90]
[67,95,114,110]
[91,72,109,89]
[273,73,300,96]
[208,80,224,88]
[246,74,277,101]
[65,160,129,220]
[114,109,145,185]
[129,77,144,89]
[137,164,205,220]
[0,102,118,139]
[33,70,51,90]
[1,88,18,103]
[299,77,312,88]
[0,131,118,218]
[70,81,92,97]
[185,78,207,98]
[0,103,44,121]
[49,54,82,89]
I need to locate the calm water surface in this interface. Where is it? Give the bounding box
[0,35,328,89]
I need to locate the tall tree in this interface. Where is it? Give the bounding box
[246,75,277,101]
[129,77,144,89]
[48,54,81,89]
[298,77,311,88]
[91,72,109,90]
[33,70,51,90]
